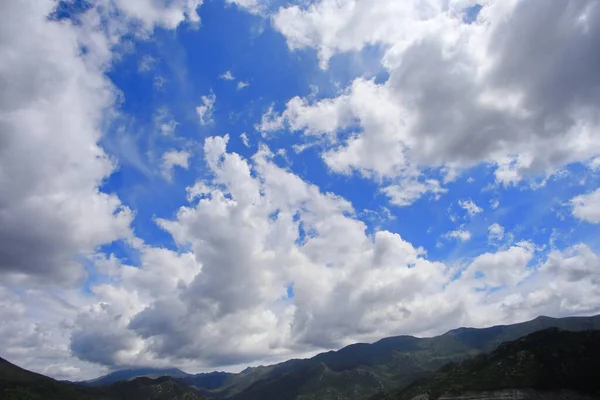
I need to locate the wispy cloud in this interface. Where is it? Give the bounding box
[445,229,471,242]
[161,149,191,181]
[459,199,483,216]
[196,93,216,125]
[220,70,235,80]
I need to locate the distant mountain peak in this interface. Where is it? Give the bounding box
[83,366,190,386]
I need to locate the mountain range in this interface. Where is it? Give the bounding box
[0,356,204,400]
[378,327,600,400]
[2,314,600,400]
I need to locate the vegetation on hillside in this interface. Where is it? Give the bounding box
[3,314,600,400]
[383,328,600,400]
[0,357,205,400]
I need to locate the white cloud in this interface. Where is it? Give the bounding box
[445,229,471,242]
[219,71,249,90]
[240,132,251,147]
[488,223,504,241]
[466,242,534,288]
[571,188,600,223]
[459,199,483,216]
[161,150,191,180]
[490,199,500,210]
[4,135,600,377]
[196,93,216,125]
[153,107,178,136]
[67,140,600,372]
[257,105,286,133]
[5,0,600,382]
[138,55,158,72]
[272,0,444,69]
[0,0,202,378]
[267,0,600,195]
[382,179,446,207]
[0,283,108,380]
[225,0,263,14]
[220,70,235,80]
[109,0,202,30]
[541,244,600,284]
[0,0,136,285]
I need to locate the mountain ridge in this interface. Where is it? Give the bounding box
[380,328,600,400]
[181,313,600,400]
[0,356,205,400]
[5,313,600,400]
[83,367,192,386]
[85,314,600,386]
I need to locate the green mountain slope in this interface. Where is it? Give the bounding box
[0,356,111,400]
[105,376,205,400]
[84,367,191,386]
[10,313,599,400]
[0,356,204,400]
[386,328,600,400]
[218,314,600,400]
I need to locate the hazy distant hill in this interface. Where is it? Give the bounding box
[380,328,600,400]
[106,376,205,400]
[84,367,191,386]
[0,356,204,400]
[203,314,600,400]
[6,314,600,400]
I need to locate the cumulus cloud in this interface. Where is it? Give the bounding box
[382,179,446,206]
[445,229,471,242]
[490,199,500,210]
[108,0,202,30]
[225,0,264,14]
[196,93,216,125]
[220,70,235,80]
[466,242,534,288]
[161,150,191,180]
[0,0,204,285]
[459,199,483,216]
[237,81,249,90]
[0,133,597,376]
[240,132,251,147]
[154,107,178,136]
[571,188,600,223]
[0,283,107,380]
[63,138,600,371]
[266,0,600,199]
[0,0,136,284]
[138,55,158,72]
[0,0,210,377]
[4,0,600,383]
[488,223,505,241]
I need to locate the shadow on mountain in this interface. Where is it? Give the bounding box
[375,328,600,400]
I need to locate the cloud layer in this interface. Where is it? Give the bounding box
[1,0,600,382]
[267,0,600,203]
[68,138,600,371]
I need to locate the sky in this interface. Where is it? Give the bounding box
[1,0,600,381]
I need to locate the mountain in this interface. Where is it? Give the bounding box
[381,328,600,400]
[84,367,191,386]
[0,356,110,400]
[52,313,600,400]
[105,376,205,400]
[0,356,204,400]
[190,314,600,400]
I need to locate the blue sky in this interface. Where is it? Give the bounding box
[2,0,600,381]
[99,0,600,265]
